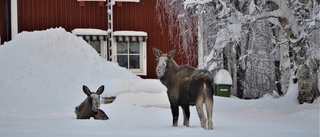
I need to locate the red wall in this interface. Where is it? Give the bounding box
[0,0,7,44]
[18,0,108,32]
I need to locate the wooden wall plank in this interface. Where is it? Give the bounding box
[18,0,108,32]
[0,0,7,44]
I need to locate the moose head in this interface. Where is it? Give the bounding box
[83,85,104,112]
[153,48,176,78]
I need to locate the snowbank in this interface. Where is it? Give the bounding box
[0,28,141,116]
[106,79,166,96]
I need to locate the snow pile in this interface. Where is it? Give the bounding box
[214,69,232,85]
[0,28,141,116]
[106,79,169,108]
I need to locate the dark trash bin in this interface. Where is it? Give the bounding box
[215,84,232,97]
[214,69,232,97]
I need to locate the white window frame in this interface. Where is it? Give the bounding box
[112,40,146,76]
[85,40,107,58]
[112,41,147,75]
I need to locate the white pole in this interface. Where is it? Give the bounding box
[11,0,18,39]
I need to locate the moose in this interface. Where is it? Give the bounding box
[153,48,214,130]
[75,85,109,120]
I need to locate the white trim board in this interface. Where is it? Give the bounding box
[11,0,18,39]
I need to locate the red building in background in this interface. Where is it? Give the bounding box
[0,0,197,78]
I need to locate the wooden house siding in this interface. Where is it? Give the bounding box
[16,0,197,78]
[0,0,8,45]
[17,0,108,32]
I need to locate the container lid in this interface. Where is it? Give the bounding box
[214,69,232,85]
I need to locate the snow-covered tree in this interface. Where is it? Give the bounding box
[156,0,199,65]
[156,0,320,102]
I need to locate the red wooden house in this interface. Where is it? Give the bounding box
[0,0,197,78]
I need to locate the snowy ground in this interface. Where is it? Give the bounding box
[0,28,319,137]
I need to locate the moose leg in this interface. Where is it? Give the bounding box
[205,96,214,130]
[170,103,179,127]
[75,107,80,119]
[93,109,109,120]
[196,97,207,129]
[182,105,190,127]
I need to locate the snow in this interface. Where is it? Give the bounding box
[0,28,140,115]
[214,69,232,85]
[113,31,147,36]
[249,0,256,15]
[184,0,212,5]
[0,28,319,137]
[71,28,109,35]
[316,12,320,21]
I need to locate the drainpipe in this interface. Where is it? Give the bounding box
[6,0,11,41]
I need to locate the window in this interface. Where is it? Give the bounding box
[117,41,140,69]
[71,28,109,59]
[84,40,108,59]
[112,31,147,76]
[87,40,101,55]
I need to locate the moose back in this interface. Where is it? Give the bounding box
[153,48,214,130]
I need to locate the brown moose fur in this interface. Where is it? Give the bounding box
[75,85,109,120]
[153,48,214,130]
[93,109,109,120]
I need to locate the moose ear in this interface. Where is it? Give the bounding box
[167,49,176,59]
[83,85,91,96]
[96,85,105,95]
[153,48,162,58]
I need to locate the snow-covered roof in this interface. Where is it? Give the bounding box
[113,31,147,36]
[77,0,106,1]
[72,28,109,35]
[214,69,232,85]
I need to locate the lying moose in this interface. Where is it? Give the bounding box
[75,85,109,120]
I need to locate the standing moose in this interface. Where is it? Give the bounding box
[153,48,214,130]
[75,85,109,120]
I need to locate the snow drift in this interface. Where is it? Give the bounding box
[0,28,153,116]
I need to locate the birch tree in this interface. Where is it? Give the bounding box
[156,0,199,65]
[156,0,320,102]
